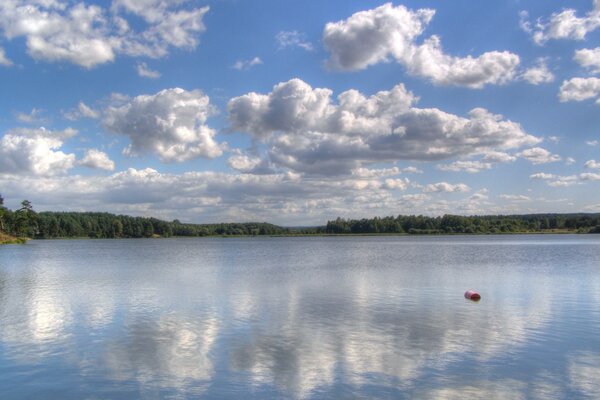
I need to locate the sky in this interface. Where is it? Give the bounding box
[0,0,600,225]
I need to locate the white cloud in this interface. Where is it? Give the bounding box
[580,172,600,180]
[351,167,400,178]
[530,172,556,180]
[0,2,115,68]
[547,177,579,187]
[275,31,313,51]
[0,1,209,68]
[0,127,76,176]
[0,47,12,66]
[80,149,115,171]
[575,47,600,74]
[232,57,262,71]
[585,159,600,169]
[322,3,520,88]
[521,58,555,85]
[136,62,161,78]
[436,161,492,173]
[565,157,576,165]
[530,172,579,187]
[518,147,561,164]
[383,178,409,190]
[586,140,599,146]
[227,150,266,173]
[228,79,540,175]
[500,194,530,201]
[519,11,532,33]
[402,166,423,174]
[559,77,600,102]
[469,189,490,202]
[526,1,600,45]
[423,182,470,193]
[63,102,100,121]
[16,108,44,124]
[482,151,517,163]
[103,88,224,163]
[548,136,560,143]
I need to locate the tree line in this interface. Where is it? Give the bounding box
[2,192,600,240]
[325,214,600,234]
[1,194,290,239]
[33,212,291,238]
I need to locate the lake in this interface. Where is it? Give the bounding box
[0,235,599,399]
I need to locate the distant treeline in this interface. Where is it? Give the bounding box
[34,212,291,238]
[325,214,600,234]
[3,193,600,240]
[0,195,292,239]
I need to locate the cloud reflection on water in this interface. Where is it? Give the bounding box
[0,237,598,398]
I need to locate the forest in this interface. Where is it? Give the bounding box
[325,214,600,234]
[0,194,290,239]
[1,192,600,241]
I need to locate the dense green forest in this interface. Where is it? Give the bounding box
[0,194,292,239]
[2,192,600,242]
[325,214,600,234]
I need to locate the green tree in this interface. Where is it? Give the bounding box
[0,193,5,232]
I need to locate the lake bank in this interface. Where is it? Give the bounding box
[0,232,26,244]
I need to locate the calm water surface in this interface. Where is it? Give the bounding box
[0,235,599,399]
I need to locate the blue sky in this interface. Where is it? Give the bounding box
[1,0,600,225]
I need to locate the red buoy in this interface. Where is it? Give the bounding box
[464,290,481,301]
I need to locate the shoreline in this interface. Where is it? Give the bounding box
[0,232,27,245]
[16,229,597,241]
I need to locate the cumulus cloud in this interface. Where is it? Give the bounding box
[482,151,517,163]
[530,172,579,187]
[559,77,600,102]
[104,88,224,163]
[80,149,115,171]
[228,78,540,175]
[0,47,12,66]
[0,1,209,68]
[275,31,313,51]
[0,127,76,176]
[525,1,600,45]
[423,182,470,193]
[136,62,160,78]
[518,147,561,164]
[383,178,410,190]
[227,150,269,174]
[402,166,423,174]
[587,140,599,146]
[575,47,600,74]
[521,58,555,85]
[231,57,262,71]
[585,159,600,169]
[436,161,492,174]
[322,3,520,88]
[580,172,600,180]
